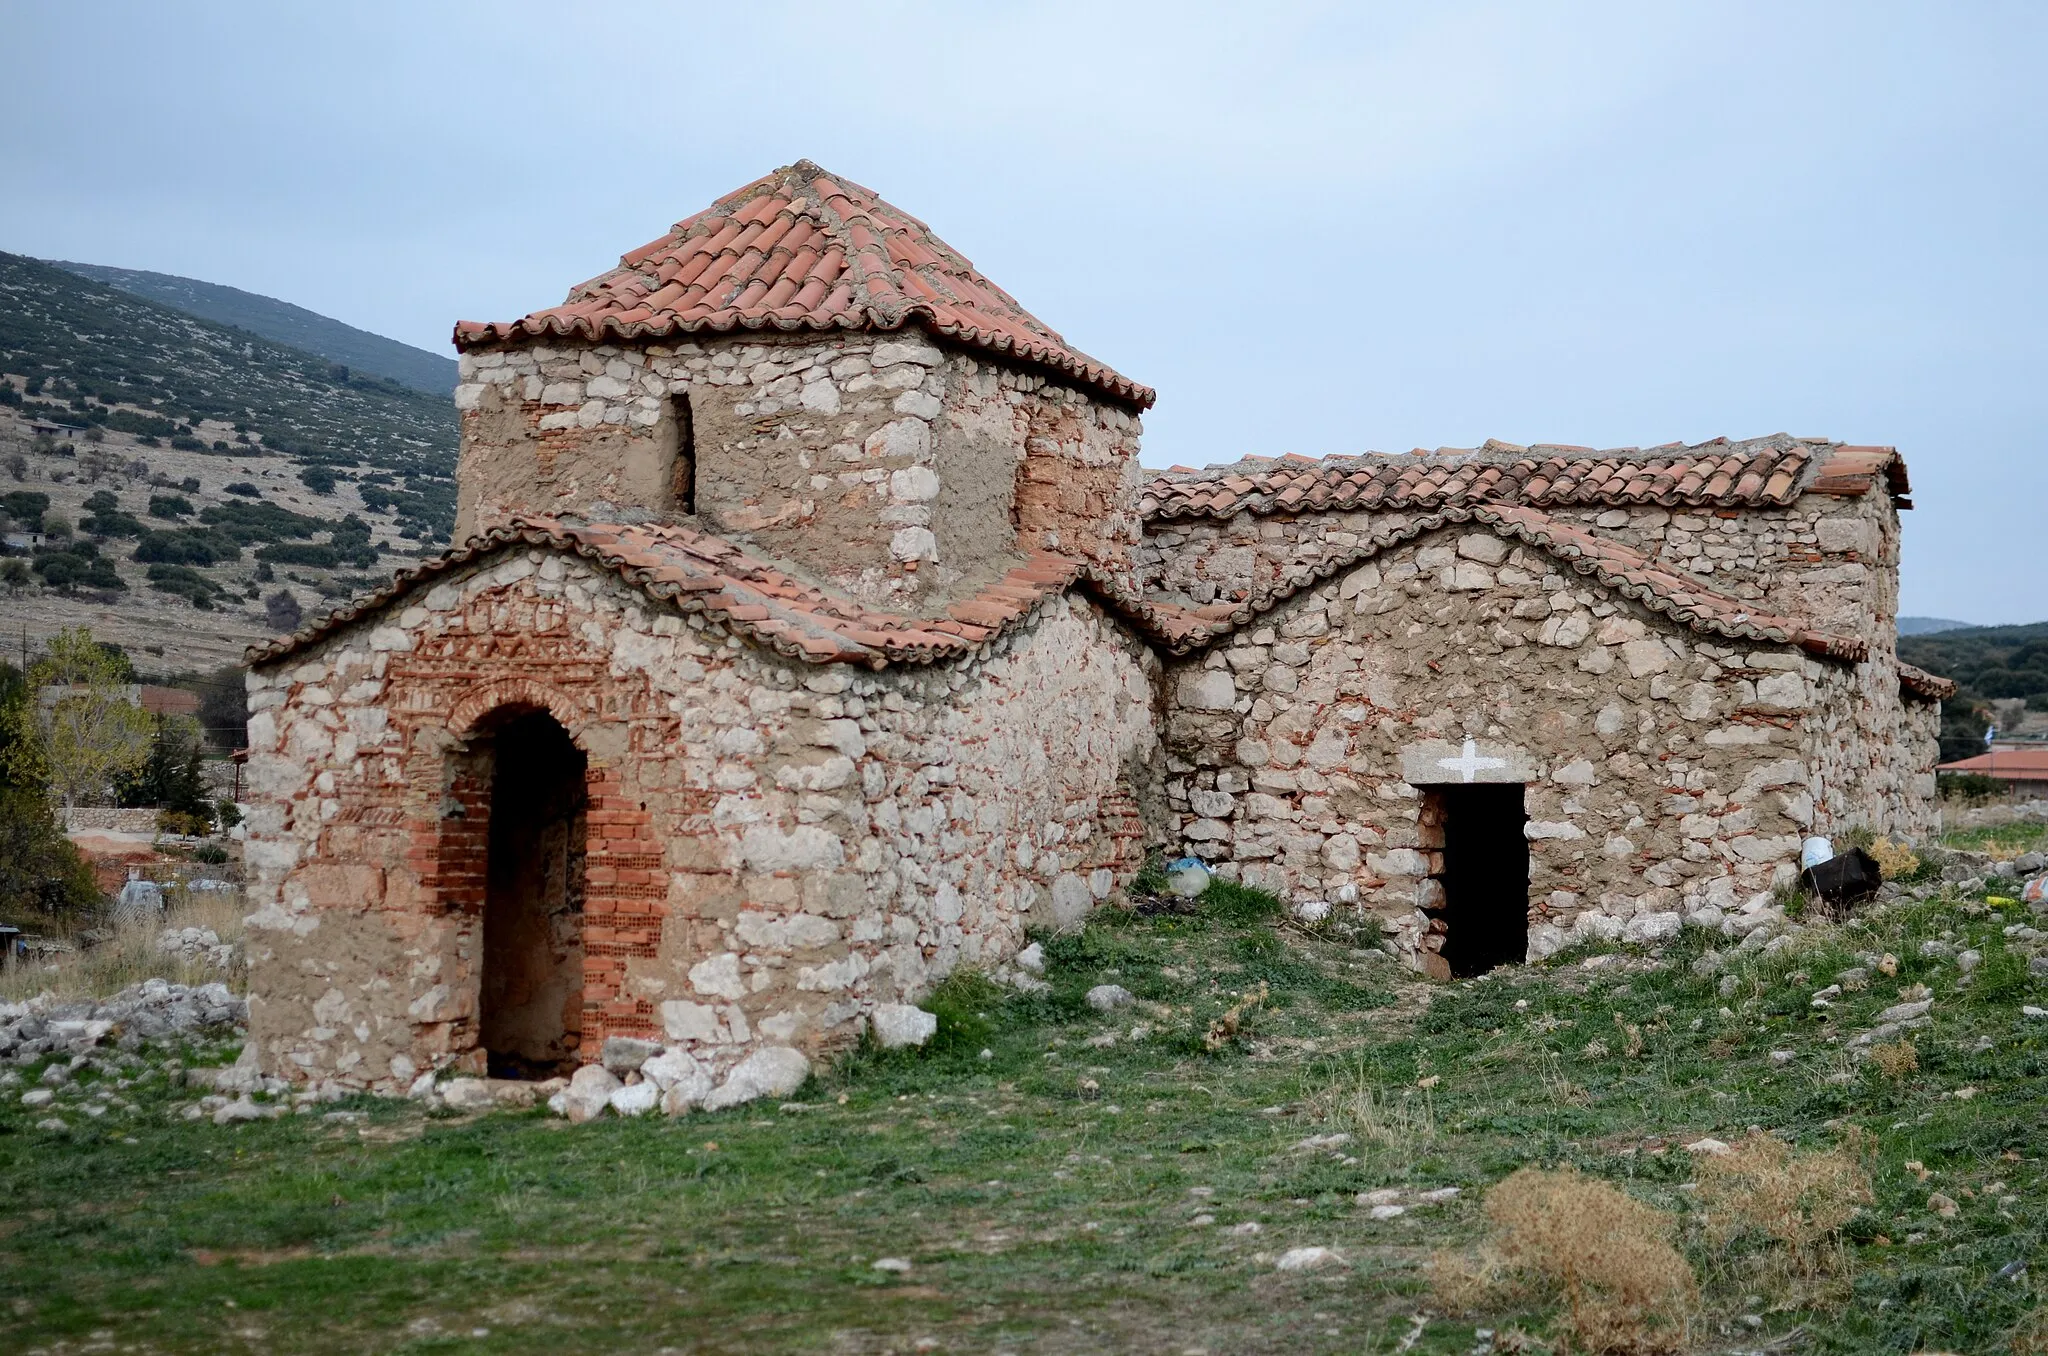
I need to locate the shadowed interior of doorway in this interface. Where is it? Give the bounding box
[1420,783,1530,978]
[479,709,588,1078]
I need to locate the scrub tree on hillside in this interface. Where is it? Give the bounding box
[22,628,153,816]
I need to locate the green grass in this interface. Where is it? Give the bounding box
[3,879,2045,1354]
[1939,819,2048,860]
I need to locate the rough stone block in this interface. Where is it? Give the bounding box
[1178,669,1237,711]
[871,1003,938,1049]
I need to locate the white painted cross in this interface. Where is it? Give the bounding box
[1437,738,1507,783]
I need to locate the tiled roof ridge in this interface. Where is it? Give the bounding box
[1140,436,1911,522]
[1897,660,1958,703]
[453,161,1154,410]
[1138,504,1868,663]
[245,515,1176,671]
[1478,505,1868,663]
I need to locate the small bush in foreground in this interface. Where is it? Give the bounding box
[1869,837,1921,881]
[1868,1038,1918,1080]
[919,968,1002,1056]
[1695,1131,1873,1289]
[1198,878,1282,923]
[1432,1166,1695,1353]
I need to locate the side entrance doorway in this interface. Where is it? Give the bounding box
[1420,783,1530,977]
[478,709,590,1077]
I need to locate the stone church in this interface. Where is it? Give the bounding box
[239,161,1949,1091]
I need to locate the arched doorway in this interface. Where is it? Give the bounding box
[478,708,588,1077]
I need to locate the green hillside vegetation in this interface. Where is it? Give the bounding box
[1901,623,2048,703]
[0,252,455,536]
[49,259,459,397]
[1899,623,2048,760]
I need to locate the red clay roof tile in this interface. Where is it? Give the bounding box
[456,161,1152,410]
[246,516,1180,672]
[1136,501,1869,665]
[1898,662,1957,702]
[1141,436,1911,522]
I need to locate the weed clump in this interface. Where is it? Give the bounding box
[1431,1166,1695,1353]
[1308,1066,1438,1156]
[1202,980,1269,1052]
[1694,1131,1873,1289]
[1868,1038,1918,1080]
[1868,837,1922,881]
[918,969,1004,1055]
[1198,878,1283,924]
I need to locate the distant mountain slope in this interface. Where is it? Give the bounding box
[1898,615,1975,636]
[1899,623,2048,702]
[0,251,454,487]
[49,259,457,397]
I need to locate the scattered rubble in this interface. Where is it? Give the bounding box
[1086,984,1135,1013]
[155,927,240,972]
[1,979,246,1064]
[1274,1246,1343,1272]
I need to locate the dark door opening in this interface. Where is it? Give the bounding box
[1432,783,1530,977]
[480,709,588,1078]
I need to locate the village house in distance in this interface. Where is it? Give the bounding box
[237,161,1951,1093]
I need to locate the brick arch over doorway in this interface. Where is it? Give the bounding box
[429,695,669,1072]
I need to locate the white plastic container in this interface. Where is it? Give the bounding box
[1165,856,1211,898]
[1800,836,1835,870]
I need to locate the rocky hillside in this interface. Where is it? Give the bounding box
[49,259,458,396]
[0,253,457,673]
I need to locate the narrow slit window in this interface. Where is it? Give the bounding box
[670,393,696,514]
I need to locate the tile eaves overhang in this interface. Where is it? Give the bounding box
[1897,661,1958,703]
[1139,436,1912,523]
[1137,502,1872,666]
[245,517,1179,672]
[453,160,1153,411]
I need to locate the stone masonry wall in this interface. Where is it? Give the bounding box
[1141,486,1901,658]
[455,333,1144,612]
[1156,523,1929,971]
[242,548,1161,1091]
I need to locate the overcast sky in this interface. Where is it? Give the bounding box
[4,2,2043,622]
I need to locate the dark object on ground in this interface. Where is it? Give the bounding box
[1128,890,1197,918]
[1803,847,1883,911]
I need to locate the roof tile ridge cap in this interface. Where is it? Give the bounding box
[1797,630,1870,662]
[884,557,1091,663]
[1068,567,1214,652]
[1470,503,1818,645]
[798,166,899,332]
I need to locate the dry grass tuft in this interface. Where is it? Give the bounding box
[1694,1130,1873,1290]
[2010,1305,2048,1354]
[1540,1051,1591,1106]
[1612,1012,1644,1059]
[0,888,246,1002]
[1868,1038,1919,1080]
[1431,1166,1695,1354]
[1307,1066,1438,1155]
[1202,980,1269,1052]
[1868,837,1921,880]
